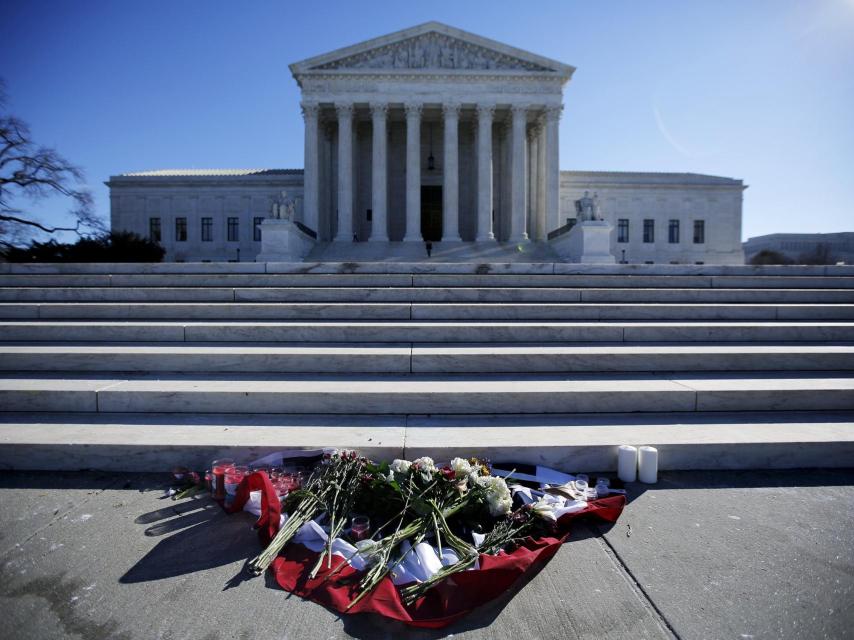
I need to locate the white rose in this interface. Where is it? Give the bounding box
[390,459,411,475]
[477,476,512,516]
[412,456,436,473]
[450,457,472,478]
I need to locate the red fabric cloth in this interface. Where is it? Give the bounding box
[226,471,282,545]
[268,496,626,628]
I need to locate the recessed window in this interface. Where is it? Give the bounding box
[366,209,373,222]
[643,219,654,243]
[668,219,680,244]
[175,217,187,242]
[253,217,264,242]
[617,219,629,243]
[693,220,705,244]
[227,217,239,242]
[149,217,161,242]
[201,217,213,242]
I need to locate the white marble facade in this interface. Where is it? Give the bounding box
[107,22,746,264]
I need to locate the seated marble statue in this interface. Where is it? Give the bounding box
[270,190,296,220]
[574,191,602,222]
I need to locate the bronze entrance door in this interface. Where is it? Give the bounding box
[420,186,443,242]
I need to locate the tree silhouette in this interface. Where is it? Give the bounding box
[0,79,105,246]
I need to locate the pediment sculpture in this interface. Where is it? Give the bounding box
[311,32,553,72]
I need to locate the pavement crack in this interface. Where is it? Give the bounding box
[0,476,124,561]
[590,522,682,640]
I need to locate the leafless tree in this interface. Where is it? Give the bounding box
[0,79,105,246]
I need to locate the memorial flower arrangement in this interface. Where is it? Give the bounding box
[245,451,557,608]
[197,448,627,627]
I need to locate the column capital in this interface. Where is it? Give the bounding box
[369,102,388,118]
[404,102,423,118]
[475,103,496,120]
[442,102,462,118]
[300,102,320,120]
[544,104,564,123]
[335,102,354,119]
[510,104,530,120]
[527,123,542,140]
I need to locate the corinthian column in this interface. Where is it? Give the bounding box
[527,123,539,241]
[476,103,495,241]
[300,102,320,235]
[536,117,547,241]
[510,104,529,243]
[403,102,423,241]
[369,102,389,242]
[544,105,563,235]
[334,102,354,242]
[442,102,461,242]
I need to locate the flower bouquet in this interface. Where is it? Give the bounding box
[221,450,625,628]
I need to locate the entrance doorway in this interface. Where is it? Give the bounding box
[421,186,443,241]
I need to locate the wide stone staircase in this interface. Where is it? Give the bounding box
[1,261,853,472]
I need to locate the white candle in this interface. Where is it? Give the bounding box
[638,446,659,484]
[617,445,637,483]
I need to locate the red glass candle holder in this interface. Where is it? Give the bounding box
[211,458,235,501]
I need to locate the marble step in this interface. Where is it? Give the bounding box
[1,272,854,288]
[1,343,853,374]
[4,286,854,303]
[3,302,853,321]
[2,373,853,414]
[0,412,406,471]
[2,321,854,343]
[3,261,854,276]
[0,410,851,472]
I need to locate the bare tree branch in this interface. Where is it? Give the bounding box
[0,78,105,244]
[0,212,83,234]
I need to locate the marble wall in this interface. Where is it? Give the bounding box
[108,169,744,264]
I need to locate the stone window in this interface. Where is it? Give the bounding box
[668,219,680,244]
[253,217,264,242]
[175,217,187,242]
[227,217,239,242]
[617,219,629,243]
[693,220,705,244]
[201,217,213,242]
[643,219,654,243]
[149,217,161,242]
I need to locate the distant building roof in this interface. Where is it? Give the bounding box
[561,170,743,187]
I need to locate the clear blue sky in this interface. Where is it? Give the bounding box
[2,0,852,241]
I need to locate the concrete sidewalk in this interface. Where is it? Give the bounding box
[0,469,851,640]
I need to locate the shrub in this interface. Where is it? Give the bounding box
[2,231,165,262]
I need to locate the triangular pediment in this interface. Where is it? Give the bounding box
[290,22,574,77]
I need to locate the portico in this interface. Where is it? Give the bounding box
[290,22,574,246]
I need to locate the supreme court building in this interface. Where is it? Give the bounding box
[107,22,746,264]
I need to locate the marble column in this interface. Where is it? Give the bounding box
[510,105,529,243]
[334,102,354,242]
[369,102,389,242]
[300,102,320,234]
[403,102,423,242]
[527,124,539,241]
[536,117,547,241]
[544,105,563,235]
[442,102,462,242]
[476,103,495,241]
